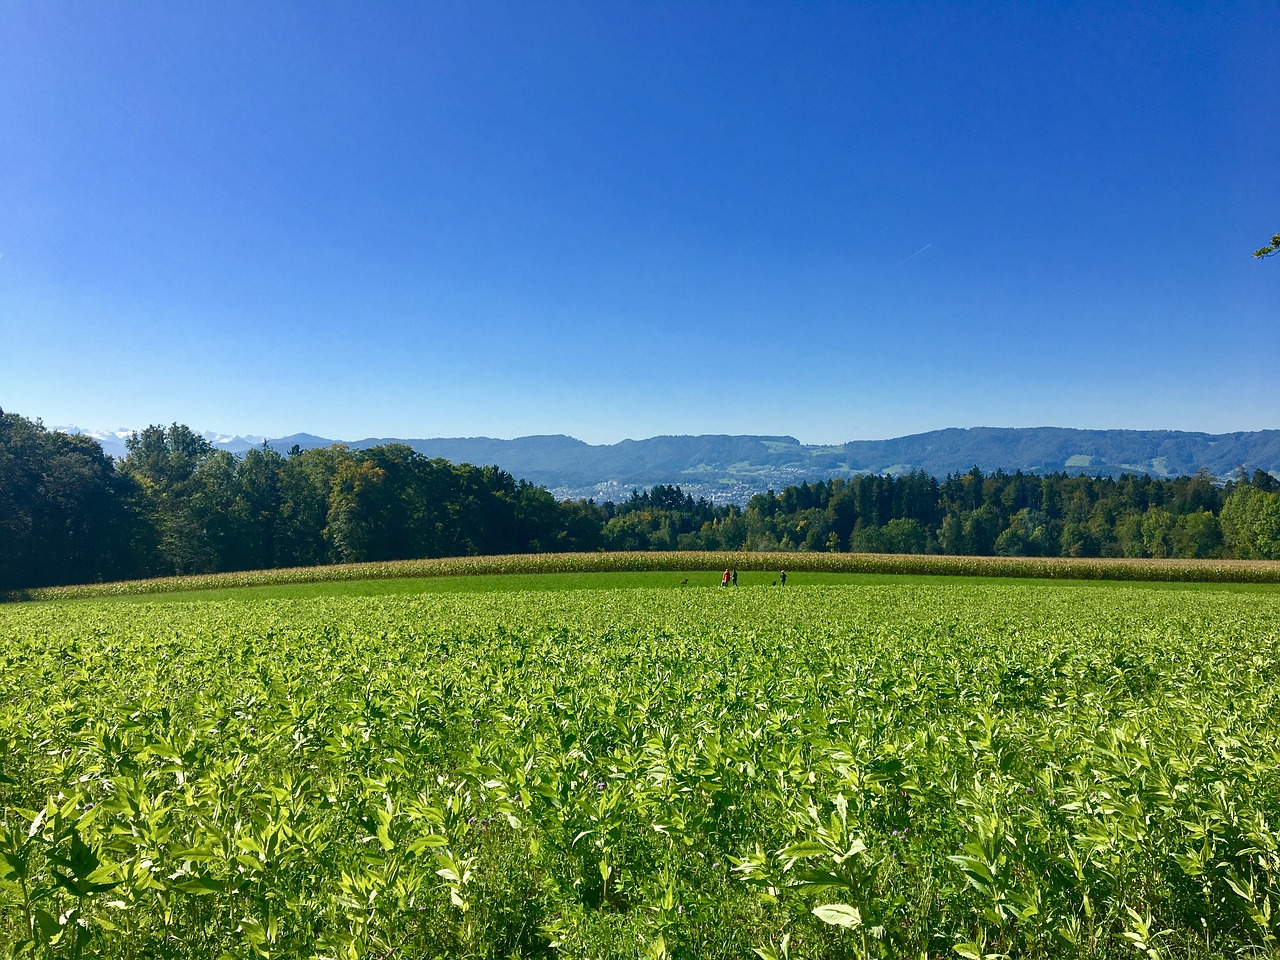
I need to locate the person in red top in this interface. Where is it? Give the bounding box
[721,569,731,587]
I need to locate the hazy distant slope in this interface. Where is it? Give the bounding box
[838,428,1280,479]
[265,427,1280,500]
[352,435,595,480]
[332,434,806,486]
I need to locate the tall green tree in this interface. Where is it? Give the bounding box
[0,410,135,588]
[120,424,216,574]
[325,458,389,563]
[275,446,347,567]
[0,409,43,588]
[35,430,134,583]
[237,446,285,569]
[1221,486,1280,559]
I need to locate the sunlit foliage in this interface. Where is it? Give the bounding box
[4,582,1280,957]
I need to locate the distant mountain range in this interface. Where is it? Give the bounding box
[59,424,1280,503]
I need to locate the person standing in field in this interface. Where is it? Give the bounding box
[779,569,787,586]
[722,569,731,587]
[731,569,738,586]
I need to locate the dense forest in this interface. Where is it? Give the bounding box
[3,408,1280,591]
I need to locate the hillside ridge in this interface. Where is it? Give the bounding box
[60,423,1280,502]
[269,426,1280,501]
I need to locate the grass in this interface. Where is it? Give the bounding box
[31,567,1280,604]
[10,552,1280,604]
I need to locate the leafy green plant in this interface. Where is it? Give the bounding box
[3,580,1280,956]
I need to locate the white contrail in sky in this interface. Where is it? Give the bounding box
[893,242,933,267]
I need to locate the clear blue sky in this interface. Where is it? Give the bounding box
[2,1,1277,445]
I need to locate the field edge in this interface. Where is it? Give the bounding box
[7,550,1280,602]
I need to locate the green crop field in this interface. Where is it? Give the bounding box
[12,550,1280,603]
[4,578,1280,958]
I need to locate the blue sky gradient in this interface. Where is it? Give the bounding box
[2,2,1277,444]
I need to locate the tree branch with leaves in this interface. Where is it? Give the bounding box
[1254,232,1280,259]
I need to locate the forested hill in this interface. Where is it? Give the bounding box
[8,409,1280,592]
[266,427,1280,500]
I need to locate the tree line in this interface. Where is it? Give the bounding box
[3,408,1279,590]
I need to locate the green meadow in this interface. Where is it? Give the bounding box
[46,568,1280,605]
[3,567,1280,958]
[11,550,1280,604]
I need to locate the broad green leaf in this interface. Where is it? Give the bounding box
[813,903,862,927]
[175,876,227,895]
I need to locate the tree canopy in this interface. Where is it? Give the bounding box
[3,408,1280,591]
